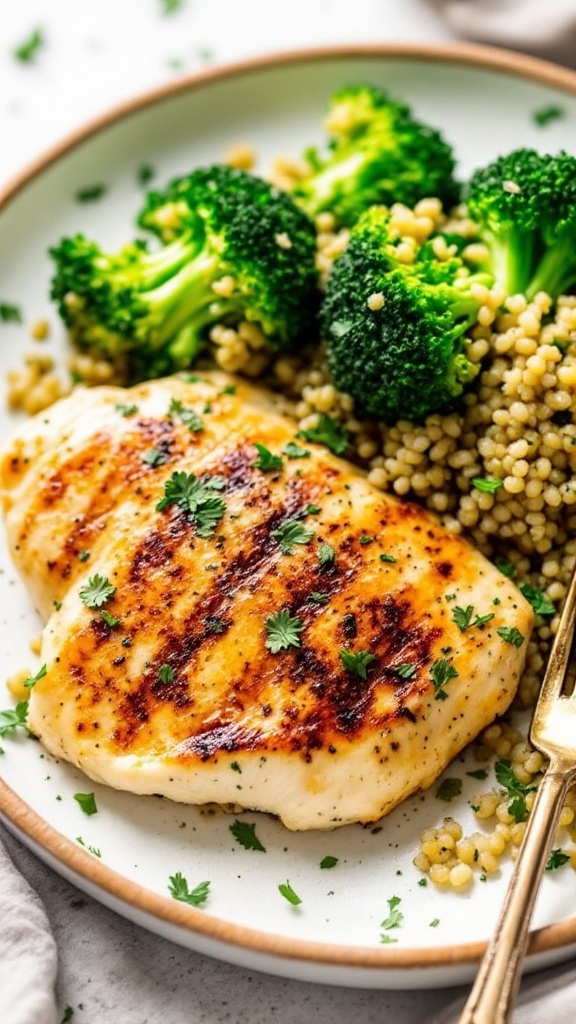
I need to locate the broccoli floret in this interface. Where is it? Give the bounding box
[291,83,460,226]
[321,207,493,423]
[50,165,320,382]
[466,148,576,300]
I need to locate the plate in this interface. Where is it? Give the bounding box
[1,43,576,990]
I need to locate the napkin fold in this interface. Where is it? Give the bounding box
[431,958,576,1024]
[0,838,59,1024]
[431,0,576,66]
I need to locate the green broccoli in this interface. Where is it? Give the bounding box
[50,165,319,382]
[291,83,460,226]
[321,206,494,424]
[466,148,576,300]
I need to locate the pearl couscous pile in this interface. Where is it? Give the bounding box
[6,152,576,889]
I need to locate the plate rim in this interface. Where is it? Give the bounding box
[2,40,576,210]
[2,40,576,977]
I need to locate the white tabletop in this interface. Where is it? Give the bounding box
[0,3,569,1021]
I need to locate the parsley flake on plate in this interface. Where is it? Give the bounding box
[278,880,302,906]
[265,609,304,653]
[168,872,210,907]
[75,184,108,203]
[0,302,23,323]
[546,848,570,871]
[229,819,266,852]
[79,574,116,609]
[0,701,29,738]
[13,28,44,63]
[76,837,101,858]
[380,895,403,942]
[436,777,462,802]
[73,792,98,816]
[320,856,338,869]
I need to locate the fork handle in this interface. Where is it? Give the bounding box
[458,763,574,1024]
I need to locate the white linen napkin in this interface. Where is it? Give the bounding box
[0,837,59,1024]
[431,0,576,66]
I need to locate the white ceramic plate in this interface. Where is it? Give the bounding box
[1,44,576,990]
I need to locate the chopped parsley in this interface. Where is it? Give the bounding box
[265,609,304,653]
[100,609,120,628]
[430,918,440,928]
[229,820,266,852]
[282,441,310,459]
[467,768,488,780]
[158,664,175,685]
[75,184,108,203]
[533,104,565,127]
[205,616,226,634]
[137,164,155,187]
[320,856,338,869]
[168,872,210,907]
[396,663,416,679]
[23,663,47,689]
[318,541,335,565]
[297,414,349,455]
[79,574,116,609]
[379,553,396,564]
[156,471,226,538]
[161,0,185,12]
[278,880,302,906]
[218,384,237,396]
[73,792,98,816]
[518,583,555,616]
[429,658,458,701]
[77,549,90,562]
[0,701,29,737]
[339,648,376,680]
[471,477,503,494]
[359,534,373,545]
[168,397,204,433]
[452,605,494,632]
[436,778,462,802]
[114,402,138,417]
[271,517,315,554]
[380,895,403,941]
[13,28,44,62]
[308,591,329,604]
[546,849,570,871]
[495,759,536,822]
[496,626,525,647]
[495,558,516,578]
[142,446,170,468]
[252,442,283,472]
[0,302,23,323]
[76,837,101,858]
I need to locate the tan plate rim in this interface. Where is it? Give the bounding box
[2,40,576,975]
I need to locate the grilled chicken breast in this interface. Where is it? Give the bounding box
[1,371,533,830]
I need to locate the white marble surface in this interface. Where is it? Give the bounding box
[0,3,572,1022]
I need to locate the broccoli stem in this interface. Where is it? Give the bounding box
[526,232,576,300]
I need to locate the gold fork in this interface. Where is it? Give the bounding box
[459,557,576,1024]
